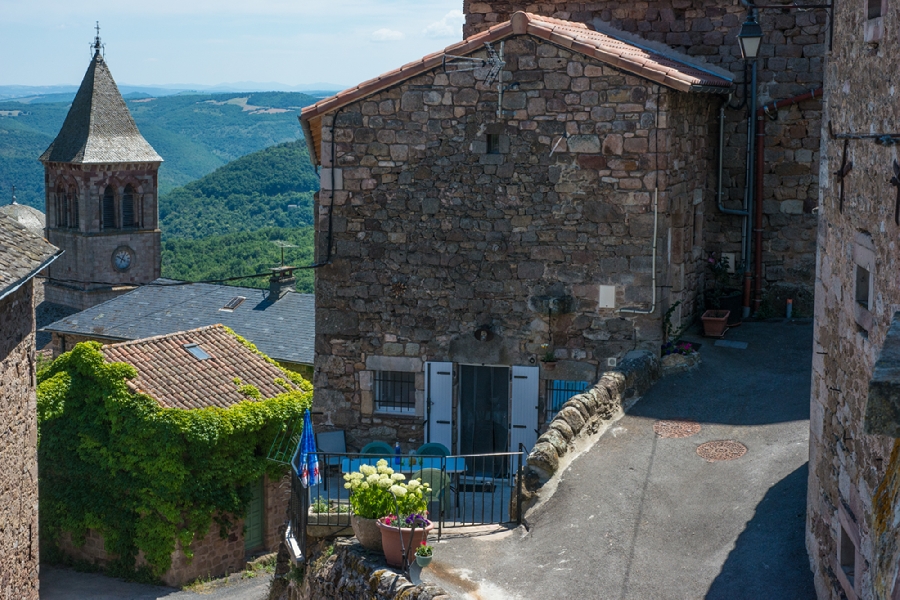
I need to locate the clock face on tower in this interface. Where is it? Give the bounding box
[112,246,134,272]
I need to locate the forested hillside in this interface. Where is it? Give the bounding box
[158,139,317,292]
[162,227,314,293]
[0,91,316,208]
[159,139,316,238]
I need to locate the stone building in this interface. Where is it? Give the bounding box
[806,2,900,599]
[40,34,162,311]
[0,215,61,600]
[50,325,293,586]
[300,12,733,453]
[464,0,828,313]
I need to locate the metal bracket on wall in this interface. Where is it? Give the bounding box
[834,138,852,214]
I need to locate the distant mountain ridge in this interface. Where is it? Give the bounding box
[0,82,343,101]
[0,91,319,209]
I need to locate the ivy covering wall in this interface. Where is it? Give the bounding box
[36,336,312,579]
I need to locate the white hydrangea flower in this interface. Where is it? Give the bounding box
[407,480,421,490]
[366,474,381,485]
[390,485,407,496]
[376,459,388,468]
[360,464,376,476]
[391,473,406,481]
[359,482,369,490]
[377,464,394,475]
[378,476,393,489]
[344,482,352,490]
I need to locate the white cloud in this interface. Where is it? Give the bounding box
[371,28,404,42]
[423,9,464,38]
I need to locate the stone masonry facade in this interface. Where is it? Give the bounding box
[807,2,900,599]
[43,161,161,310]
[312,34,719,450]
[55,473,288,586]
[0,282,40,600]
[464,0,826,308]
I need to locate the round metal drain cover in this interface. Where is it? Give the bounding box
[696,440,747,462]
[653,419,701,438]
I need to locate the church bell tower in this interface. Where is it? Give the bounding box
[40,26,162,310]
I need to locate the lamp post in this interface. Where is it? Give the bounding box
[737,10,763,318]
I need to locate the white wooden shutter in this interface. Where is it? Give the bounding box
[510,366,539,455]
[425,362,453,450]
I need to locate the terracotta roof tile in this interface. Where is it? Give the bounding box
[100,324,294,410]
[300,12,732,164]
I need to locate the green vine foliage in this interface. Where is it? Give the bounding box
[37,339,312,580]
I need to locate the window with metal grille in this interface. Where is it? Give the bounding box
[122,184,136,228]
[546,380,590,419]
[374,371,416,414]
[102,186,116,229]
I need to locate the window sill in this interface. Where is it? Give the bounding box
[374,409,419,418]
[865,17,884,44]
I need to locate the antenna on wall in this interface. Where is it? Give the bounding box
[10,184,17,205]
[272,240,297,267]
[442,41,505,87]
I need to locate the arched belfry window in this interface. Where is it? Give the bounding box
[102,186,116,229]
[123,184,136,228]
[56,187,68,228]
[69,187,79,229]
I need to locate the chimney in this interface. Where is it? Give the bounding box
[269,266,296,300]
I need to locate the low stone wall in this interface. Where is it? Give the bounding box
[269,538,450,600]
[515,350,659,518]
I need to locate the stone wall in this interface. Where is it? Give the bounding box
[313,33,718,450]
[463,0,825,302]
[0,282,40,600]
[43,161,160,310]
[517,350,658,517]
[807,2,900,598]
[53,473,289,586]
[269,539,450,600]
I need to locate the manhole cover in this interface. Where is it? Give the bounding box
[653,419,701,438]
[696,440,747,462]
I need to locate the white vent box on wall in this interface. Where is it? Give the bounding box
[599,285,616,309]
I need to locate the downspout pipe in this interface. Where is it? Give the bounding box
[752,87,823,311]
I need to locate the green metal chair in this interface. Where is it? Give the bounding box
[416,442,450,457]
[412,467,451,518]
[360,440,394,457]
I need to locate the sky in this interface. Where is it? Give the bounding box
[1,0,465,89]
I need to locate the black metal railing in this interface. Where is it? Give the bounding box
[285,449,527,560]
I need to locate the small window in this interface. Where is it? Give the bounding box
[855,265,870,309]
[56,187,68,228]
[220,296,247,312]
[102,186,116,229]
[868,0,882,20]
[183,343,211,360]
[374,371,416,414]
[486,133,500,155]
[122,184,136,228]
[69,187,78,229]
[840,522,856,588]
[546,380,590,419]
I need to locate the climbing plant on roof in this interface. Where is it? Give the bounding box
[36,339,312,581]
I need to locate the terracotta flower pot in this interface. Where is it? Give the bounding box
[351,514,383,552]
[377,518,434,567]
[542,361,556,371]
[701,310,730,338]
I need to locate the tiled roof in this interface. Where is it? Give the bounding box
[42,279,314,366]
[0,214,61,301]
[101,325,294,410]
[301,11,733,163]
[39,51,163,164]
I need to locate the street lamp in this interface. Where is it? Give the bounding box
[738,13,763,61]
[737,9,762,318]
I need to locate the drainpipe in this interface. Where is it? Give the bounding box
[752,87,823,311]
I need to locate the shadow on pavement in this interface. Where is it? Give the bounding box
[629,321,813,427]
[705,462,816,600]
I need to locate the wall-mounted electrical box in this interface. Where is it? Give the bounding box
[599,285,616,309]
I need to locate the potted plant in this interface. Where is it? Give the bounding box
[660,340,701,375]
[705,253,742,326]
[307,496,351,537]
[415,541,433,568]
[343,459,431,553]
[540,344,558,371]
[701,309,730,338]
[377,513,434,568]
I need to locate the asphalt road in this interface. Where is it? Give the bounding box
[421,320,816,600]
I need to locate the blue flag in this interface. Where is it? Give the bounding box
[292,409,321,488]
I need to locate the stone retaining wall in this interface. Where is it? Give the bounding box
[269,539,450,600]
[515,349,659,518]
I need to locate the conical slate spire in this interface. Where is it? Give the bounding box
[39,42,162,164]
